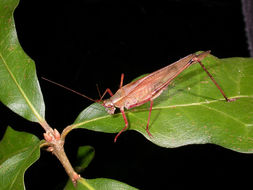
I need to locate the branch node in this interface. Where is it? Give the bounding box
[47,147,54,152]
[72,172,81,186]
[39,121,79,186]
[43,132,53,142]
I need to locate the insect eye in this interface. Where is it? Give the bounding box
[103,100,113,108]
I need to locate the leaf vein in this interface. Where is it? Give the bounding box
[199,104,246,126]
[0,52,43,122]
[73,96,253,128]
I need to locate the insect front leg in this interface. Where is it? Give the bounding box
[114,107,129,142]
[100,88,114,101]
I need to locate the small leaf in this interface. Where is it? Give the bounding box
[75,145,95,173]
[65,146,138,190]
[0,0,45,122]
[0,127,40,190]
[64,177,138,190]
[71,54,253,153]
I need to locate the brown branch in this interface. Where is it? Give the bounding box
[39,120,80,185]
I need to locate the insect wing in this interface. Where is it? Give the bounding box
[126,54,197,99]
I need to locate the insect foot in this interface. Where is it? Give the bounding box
[227,98,236,102]
[146,128,153,138]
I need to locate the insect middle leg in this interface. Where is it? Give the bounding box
[115,101,153,142]
[120,73,124,88]
[127,98,155,138]
[114,108,129,142]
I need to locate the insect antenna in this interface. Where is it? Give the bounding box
[41,77,97,102]
[96,83,102,100]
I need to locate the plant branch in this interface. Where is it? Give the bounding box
[39,121,80,185]
[39,120,54,134]
[51,139,80,185]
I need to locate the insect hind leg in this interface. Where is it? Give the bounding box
[145,100,154,138]
[192,54,235,102]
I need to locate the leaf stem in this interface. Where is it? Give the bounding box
[39,120,54,134]
[61,125,76,141]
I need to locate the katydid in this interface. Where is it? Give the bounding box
[43,51,235,142]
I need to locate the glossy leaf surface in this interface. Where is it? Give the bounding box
[65,177,138,190]
[0,127,40,190]
[72,54,253,153]
[0,0,45,122]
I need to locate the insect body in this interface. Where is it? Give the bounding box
[101,51,234,142]
[43,51,234,142]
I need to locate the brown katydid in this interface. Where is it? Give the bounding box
[43,50,235,142]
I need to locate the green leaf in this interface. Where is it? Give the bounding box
[0,127,40,190]
[75,145,95,173]
[0,0,45,122]
[65,145,137,190]
[71,54,253,153]
[64,177,138,190]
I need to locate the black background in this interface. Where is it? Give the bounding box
[0,0,252,189]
